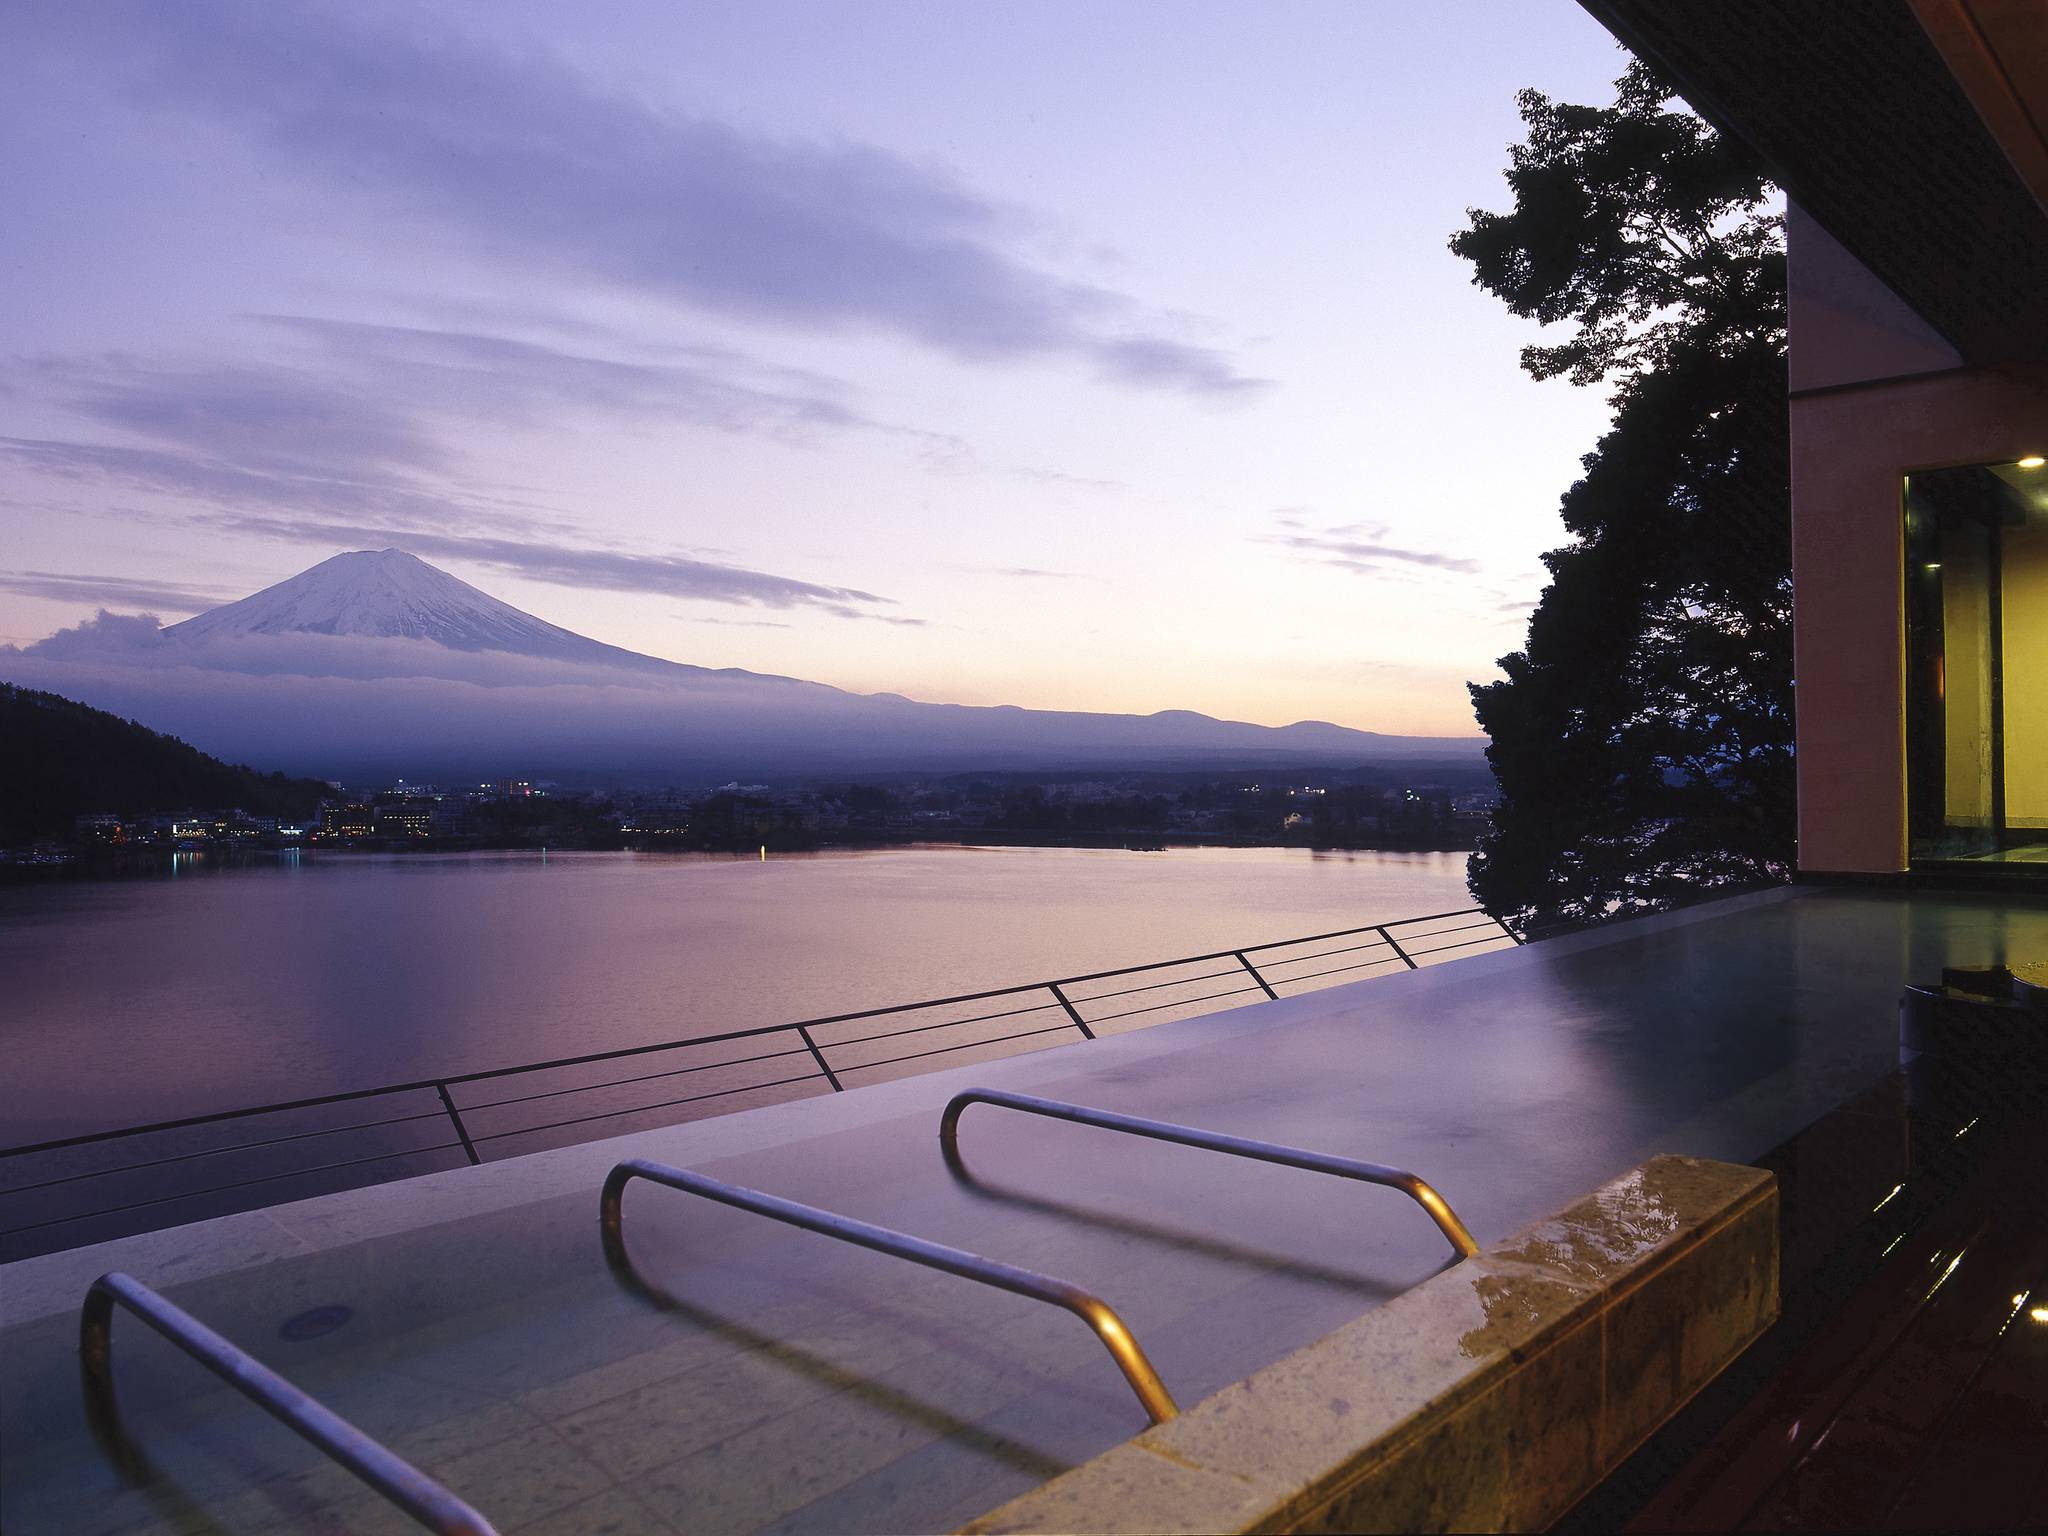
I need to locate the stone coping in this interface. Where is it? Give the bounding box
[962,1153,1779,1535]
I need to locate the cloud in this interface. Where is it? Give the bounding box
[0,436,914,620]
[17,609,168,658]
[15,1,1267,396]
[32,318,957,464]
[0,571,235,612]
[3,313,947,623]
[45,357,449,476]
[1261,516,1483,577]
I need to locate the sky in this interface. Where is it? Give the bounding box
[0,0,1629,738]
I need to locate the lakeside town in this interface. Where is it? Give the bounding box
[13,770,1496,868]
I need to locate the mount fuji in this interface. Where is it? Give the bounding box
[5,550,1487,782]
[162,549,769,681]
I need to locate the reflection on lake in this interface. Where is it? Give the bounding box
[0,845,1472,1142]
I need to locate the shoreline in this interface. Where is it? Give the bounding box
[1,829,1480,882]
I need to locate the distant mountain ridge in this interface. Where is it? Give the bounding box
[4,550,1488,780]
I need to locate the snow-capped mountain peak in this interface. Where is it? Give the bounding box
[164,549,639,663]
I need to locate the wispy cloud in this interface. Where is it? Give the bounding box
[33,318,957,461]
[0,436,915,621]
[0,571,236,613]
[1261,514,1483,577]
[11,1,1267,397]
[3,314,955,622]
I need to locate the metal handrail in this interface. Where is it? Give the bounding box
[598,1158,1178,1425]
[80,1272,497,1535]
[2,906,1518,1165]
[938,1089,1480,1260]
[5,904,1522,1260]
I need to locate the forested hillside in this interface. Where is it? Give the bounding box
[0,683,330,843]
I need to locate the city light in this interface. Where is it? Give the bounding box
[2017,455,2045,469]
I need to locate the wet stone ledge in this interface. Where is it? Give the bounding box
[961,1153,1779,1535]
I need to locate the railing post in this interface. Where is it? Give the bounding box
[795,1024,844,1091]
[435,1085,481,1166]
[1378,926,1418,970]
[1047,981,1096,1039]
[1234,951,1279,1001]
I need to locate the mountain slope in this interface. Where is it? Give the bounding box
[163,549,741,677]
[0,683,329,843]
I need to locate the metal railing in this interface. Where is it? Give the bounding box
[0,905,1520,1261]
[80,1271,497,1535]
[599,1158,1178,1425]
[939,1089,1480,1259]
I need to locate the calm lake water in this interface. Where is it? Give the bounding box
[0,845,1474,1143]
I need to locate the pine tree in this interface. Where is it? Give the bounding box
[1452,62,1792,932]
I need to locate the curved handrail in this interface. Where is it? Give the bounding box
[80,1272,497,1535]
[599,1157,1178,1424]
[939,1088,1480,1260]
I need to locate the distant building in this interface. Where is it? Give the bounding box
[321,803,376,839]
[372,801,434,839]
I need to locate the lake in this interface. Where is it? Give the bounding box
[0,845,1475,1145]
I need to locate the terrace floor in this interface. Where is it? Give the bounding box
[4,884,2045,1534]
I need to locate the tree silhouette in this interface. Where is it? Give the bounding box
[1452,61,1792,932]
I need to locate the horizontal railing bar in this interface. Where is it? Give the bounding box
[831,1022,1079,1076]
[458,1044,815,1114]
[0,1084,447,1162]
[1252,936,1400,973]
[1083,981,1267,1028]
[2,1144,468,1239]
[1058,963,1249,1007]
[1266,955,1410,989]
[469,1071,827,1144]
[1402,932,1520,961]
[82,1272,496,1534]
[600,1159,1177,1425]
[1377,918,1505,944]
[0,1108,450,1199]
[1052,909,1488,985]
[940,1088,1480,1260]
[1374,906,1495,932]
[822,996,1063,1051]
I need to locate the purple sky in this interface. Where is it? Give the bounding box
[1,1,1627,736]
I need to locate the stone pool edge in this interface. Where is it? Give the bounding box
[961,1152,1779,1535]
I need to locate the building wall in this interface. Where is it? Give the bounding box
[1789,205,2048,871]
